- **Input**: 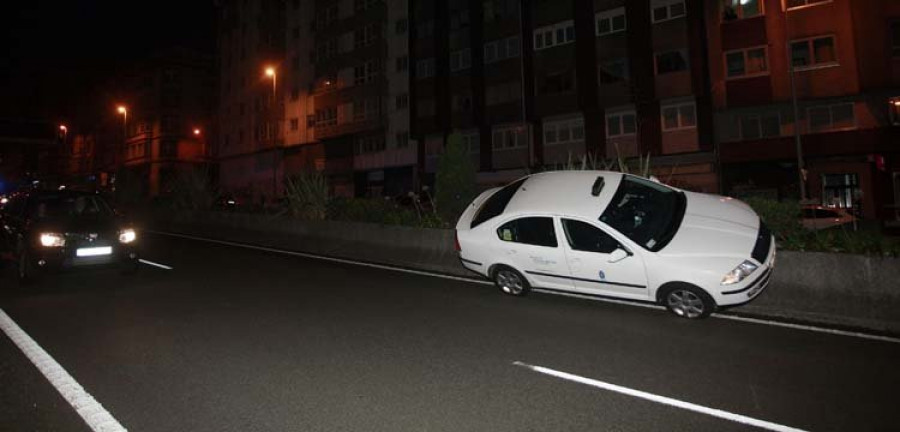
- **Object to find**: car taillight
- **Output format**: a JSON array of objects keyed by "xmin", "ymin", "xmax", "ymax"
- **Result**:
[{"xmin": 454, "ymin": 232, "xmax": 461, "ymax": 252}]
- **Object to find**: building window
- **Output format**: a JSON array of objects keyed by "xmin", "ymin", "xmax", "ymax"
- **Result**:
[
  {"xmin": 791, "ymin": 36, "xmax": 837, "ymax": 70},
  {"xmin": 355, "ymin": 135, "xmax": 386, "ymax": 155},
  {"xmin": 450, "ymin": 48, "xmax": 472, "ymax": 72},
  {"xmin": 651, "ymin": 0, "xmax": 686, "ymax": 23},
  {"xmin": 822, "ymin": 173, "xmax": 858, "ymax": 209},
  {"xmin": 492, "ymin": 125, "xmax": 527, "ymax": 150},
  {"xmin": 722, "ymin": 0, "xmax": 762, "ymax": 21},
  {"xmin": 544, "ymin": 117, "xmax": 584, "ymax": 146},
  {"xmin": 784, "ymin": 0, "xmax": 832, "ymax": 11},
  {"xmin": 606, "ymin": 110, "xmax": 637, "ymax": 137},
  {"xmin": 452, "ymin": 93, "xmax": 473, "ymax": 112},
  {"xmin": 396, "ymin": 131, "xmax": 410, "ymax": 148},
  {"xmin": 739, "ymin": 113, "xmax": 781, "ymax": 139},
  {"xmin": 395, "ymin": 93, "xmax": 409, "ymax": 110},
  {"xmin": 661, "ymin": 100, "xmax": 697, "ymax": 131},
  {"xmin": 485, "ymin": 81, "xmax": 522, "ymax": 106},
  {"xmin": 316, "ymin": 107, "xmax": 337, "ymax": 126},
  {"xmin": 353, "ymin": 99, "xmax": 380, "ymax": 122},
  {"xmin": 290, "ymin": 118, "xmax": 299, "ymax": 131},
  {"xmin": 462, "ymin": 132, "xmax": 480, "ymax": 154},
  {"xmin": 596, "ymin": 7, "xmax": 626, "ymax": 36},
  {"xmin": 416, "ymin": 58, "xmax": 435, "ymax": 79},
  {"xmin": 534, "ymin": 20, "xmax": 576, "ymax": 51},
  {"xmin": 354, "ymin": 24, "xmax": 378, "ymax": 49},
  {"xmin": 316, "ymin": 5, "xmax": 338, "ymax": 29},
  {"xmin": 891, "ymin": 22, "xmax": 900, "ymax": 57},
  {"xmin": 354, "ymin": 61, "xmax": 378, "ymax": 85},
  {"xmin": 725, "ymin": 47, "xmax": 768, "ymax": 78},
  {"xmin": 807, "ymin": 103, "xmax": 855, "ymax": 132},
  {"xmin": 354, "ymin": 0, "xmax": 379, "ymax": 13},
  {"xmin": 655, "ymin": 50, "xmax": 689, "ymax": 75},
  {"xmin": 395, "ymin": 18, "xmax": 408, "ymax": 34},
  {"xmin": 484, "ymin": 36, "xmax": 520, "ymax": 64},
  {"xmin": 290, "ymin": 88, "xmax": 300, "ymax": 101},
  {"xmin": 599, "ymin": 59, "xmax": 629, "ymax": 84},
  {"xmin": 539, "ymin": 70, "xmax": 576, "ymax": 95}
]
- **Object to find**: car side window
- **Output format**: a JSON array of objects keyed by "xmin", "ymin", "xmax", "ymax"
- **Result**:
[
  {"xmin": 496, "ymin": 217, "xmax": 558, "ymax": 248},
  {"xmin": 815, "ymin": 209, "xmax": 839, "ymax": 219},
  {"xmin": 562, "ymin": 219, "xmax": 621, "ymax": 254}
]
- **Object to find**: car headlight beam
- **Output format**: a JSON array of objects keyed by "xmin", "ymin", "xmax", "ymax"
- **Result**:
[
  {"xmin": 721, "ymin": 260, "xmax": 758, "ymax": 285},
  {"xmin": 119, "ymin": 229, "xmax": 137, "ymax": 244},
  {"xmin": 40, "ymin": 233, "xmax": 66, "ymax": 247}
]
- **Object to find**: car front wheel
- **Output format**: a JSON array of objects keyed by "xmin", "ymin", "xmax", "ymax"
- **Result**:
[
  {"xmin": 493, "ymin": 266, "xmax": 530, "ymax": 297},
  {"xmin": 662, "ymin": 285, "xmax": 714, "ymax": 319}
]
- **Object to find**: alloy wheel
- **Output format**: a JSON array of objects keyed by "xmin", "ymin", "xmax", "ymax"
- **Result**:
[{"xmin": 667, "ymin": 289, "xmax": 706, "ymax": 318}]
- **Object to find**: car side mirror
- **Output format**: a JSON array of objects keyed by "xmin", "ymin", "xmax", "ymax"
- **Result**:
[{"xmin": 607, "ymin": 248, "xmax": 631, "ymax": 263}]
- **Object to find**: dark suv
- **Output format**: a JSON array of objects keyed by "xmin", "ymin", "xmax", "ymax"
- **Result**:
[{"xmin": 0, "ymin": 190, "xmax": 139, "ymax": 284}]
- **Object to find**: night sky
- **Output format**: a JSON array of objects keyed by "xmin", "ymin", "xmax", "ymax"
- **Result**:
[{"xmin": 0, "ymin": 1, "xmax": 216, "ymax": 127}]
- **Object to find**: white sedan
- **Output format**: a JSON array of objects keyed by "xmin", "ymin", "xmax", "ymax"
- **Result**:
[{"xmin": 455, "ymin": 171, "xmax": 776, "ymax": 319}]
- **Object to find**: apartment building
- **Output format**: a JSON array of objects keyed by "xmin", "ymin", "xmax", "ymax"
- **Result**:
[
  {"xmin": 708, "ymin": 0, "xmax": 900, "ymax": 221},
  {"xmin": 216, "ymin": 0, "xmax": 286, "ymax": 202},
  {"xmin": 409, "ymin": 0, "xmax": 718, "ymax": 192},
  {"xmin": 115, "ymin": 48, "xmax": 215, "ymax": 197}
]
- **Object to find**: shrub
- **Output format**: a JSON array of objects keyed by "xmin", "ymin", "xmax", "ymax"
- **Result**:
[
  {"xmin": 284, "ymin": 171, "xmax": 329, "ymax": 220},
  {"xmin": 435, "ymin": 132, "xmax": 477, "ymax": 223},
  {"xmin": 169, "ymin": 165, "xmax": 218, "ymax": 212},
  {"xmin": 743, "ymin": 197, "xmax": 900, "ymax": 257}
]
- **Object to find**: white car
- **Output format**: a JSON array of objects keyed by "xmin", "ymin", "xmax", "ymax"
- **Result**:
[{"xmin": 455, "ymin": 171, "xmax": 776, "ymax": 319}]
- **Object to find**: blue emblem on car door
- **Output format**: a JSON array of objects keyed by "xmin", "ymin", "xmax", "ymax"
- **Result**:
[{"xmin": 598, "ymin": 270, "xmax": 605, "ymax": 280}]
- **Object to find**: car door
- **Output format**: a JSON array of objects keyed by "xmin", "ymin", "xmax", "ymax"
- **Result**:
[
  {"xmin": 559, "ymin": 218, "xmax": 649, "ymax": 300},
  {"xmin": 494, "ymin": 216, "xmax": 574, "ymax": 291}
]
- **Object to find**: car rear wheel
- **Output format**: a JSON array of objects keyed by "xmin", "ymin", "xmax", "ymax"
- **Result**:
[
  {"xmin": 493, "ymin": 266, "xmax": 530, "ymax": 296},
  {"xmin": 662, "ymin": 285, "xmax": 714, "ymax": 319}
]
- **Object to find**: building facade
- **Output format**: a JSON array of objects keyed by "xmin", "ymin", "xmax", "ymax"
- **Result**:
[
  {"xmin": 708, "ymin": 0, "xmax": 900, "ymax": 222},
  {"xmin": 408, "ymin": 0, "xmax": 718, "ymax": 192},
  {"xmin": 115, "ymin": 48, "xmax": 215, "ymax": 198},
  {"xmin": 216, "ymin": 0, "xmax": 287, "ymax": 203}
]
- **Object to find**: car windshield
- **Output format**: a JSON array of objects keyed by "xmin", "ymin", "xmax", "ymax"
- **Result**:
[
  {"xmin": 29, "ymin": 194, "xmax": 114, "ymax": 220},
  {"xmin": 599, "ymin": 175, "xmax": 686, "ymax": 252}
]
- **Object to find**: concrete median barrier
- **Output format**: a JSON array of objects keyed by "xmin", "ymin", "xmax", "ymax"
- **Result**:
[{"xmin": 151, "ymin": 211, "xmax": 900, "ymax": 334}]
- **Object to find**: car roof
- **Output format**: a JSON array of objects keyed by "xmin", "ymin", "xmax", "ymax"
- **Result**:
[{"xmin": 503, "ymin": 170, "xmax": 624, "ymax": 220}]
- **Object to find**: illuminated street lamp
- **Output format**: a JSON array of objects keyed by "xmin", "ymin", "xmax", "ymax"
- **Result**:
[
  {"xmin": 193, "ymin": 128, "xmax": 202, "ymax": 136},
  {"xmin": 264, "ymin": 66, "xmax": 279, "ymax": 200},
  {"xmin": 264, "ymin": 66, "xmax": 277, "ymax": 101}
]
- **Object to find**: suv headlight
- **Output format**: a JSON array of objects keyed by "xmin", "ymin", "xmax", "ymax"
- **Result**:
[
  {"xmin": 119, "ymin": 229, "xmax": 136, "ymax": 244},
  {"xmin": 721, "ymin": 260, "xmax": 758, "ymax": 285},
  {"xmin": 40, "ymin": 233, "xmax": 66, "ymax": 247}
]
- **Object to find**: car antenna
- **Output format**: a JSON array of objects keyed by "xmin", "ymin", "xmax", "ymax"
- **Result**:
[{"xmin": 591, "ymin": 176, "xmax": 605, "ymax": 197}]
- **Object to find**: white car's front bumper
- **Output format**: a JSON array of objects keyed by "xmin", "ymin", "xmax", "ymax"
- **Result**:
[{"xmin": 716, "ymin": 238, "xmax": 776, "ymax": 307}]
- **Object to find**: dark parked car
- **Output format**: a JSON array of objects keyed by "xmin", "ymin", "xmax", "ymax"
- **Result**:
[{"xmin": 0, "ymin": 190, "xmax": 139, "ymax": 284}]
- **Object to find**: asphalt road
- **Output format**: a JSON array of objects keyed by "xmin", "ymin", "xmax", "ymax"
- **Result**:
[{"xmin": 1, "ymin": 232, "xmax": 899, "ymax": 432}]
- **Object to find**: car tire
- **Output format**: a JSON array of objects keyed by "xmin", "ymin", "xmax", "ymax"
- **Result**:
[
  {"xmin": 121, "ymin": 259, "xmax": 139, "ymax": 276},
  {"xmin": 17, "ymin": 248, "xmax": 39, "ymax": 286},
  {"xmin": 492, "ymin": 265, "xmax": 530, "ymax": 297},
  {"xmin": 659, "ymin": 284, "xmax": 715, "ymax": 319}
]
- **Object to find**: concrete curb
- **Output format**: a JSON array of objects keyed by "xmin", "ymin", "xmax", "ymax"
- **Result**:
[{"xmin": 149, "ymin": 212, "xmax": 900, "ymax": 335}]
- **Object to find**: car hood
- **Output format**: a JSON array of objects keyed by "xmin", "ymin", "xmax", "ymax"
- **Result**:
[
  {"xmin": 660, "ymin": 191, "xmax": 759, "ymax": 259},
  {"xmin": 33, "ymin": 217, "xmax": 121, "ymax": 235}
]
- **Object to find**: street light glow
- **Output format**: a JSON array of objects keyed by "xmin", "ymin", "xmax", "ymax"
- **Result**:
[
  {"xmin": 265, "ymin": 67, "xmax": 276, "ymax": 77},
  {"xmin": 117, "ymin": 105, "xmax": 127, "ymax": 114},
  {"xmin": 59, "ymin": 125, "xmax": 67, "ymax": 132},
  {"xmin": 193, "ymin": 128, "xmax": 201, "ymax": 136}
]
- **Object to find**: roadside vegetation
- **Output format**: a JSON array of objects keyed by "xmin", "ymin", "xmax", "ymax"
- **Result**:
[{"xmin": 744, "ymin": 197, "xmax": 900, "ymax": 257}]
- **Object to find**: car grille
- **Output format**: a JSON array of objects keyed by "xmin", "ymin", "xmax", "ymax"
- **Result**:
[{"xmin": 751, "ymin": 222, "xmax": 772, "ymax": 264}]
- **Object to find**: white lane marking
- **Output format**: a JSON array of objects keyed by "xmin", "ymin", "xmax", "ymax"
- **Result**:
[
  {"xmin": 709, "ymin": 313, "xmax": 900, "ymax": 344},
  {"xmin": 147, "ymin": 230, "xmax": 490, "ymax": 285},
  {"xmin": 513, "ymin": 361, "xmax": 807, "ymax": 432},
  {"xmin": 138, "ymin": 259, "xmax": 173, "ymax": 270},
  {"xmin": 148, "ymin": 230, "xmax": 900, "ymax": 344},
  {"xmin": 0, "ymin": 309, "xmax": 127, "ymax": 432}
]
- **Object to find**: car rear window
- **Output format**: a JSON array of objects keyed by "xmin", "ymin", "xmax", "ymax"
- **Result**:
[{"xmin": 470, "ymin": 178, "xmax": 527, "ymax": 228}]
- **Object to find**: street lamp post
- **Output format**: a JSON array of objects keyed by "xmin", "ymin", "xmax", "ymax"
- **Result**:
[
  {"xmin": 264, "ymin": 66, "xmax": 279, "ymax": 202},
  {"xmin": 784, "ymin": 11, "xmax": 807, "ymax": 201}
]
